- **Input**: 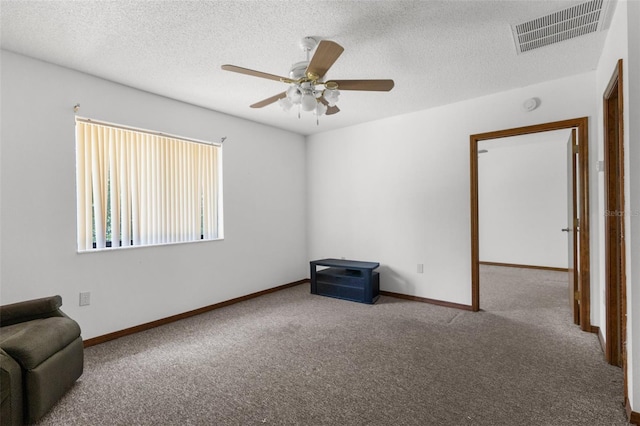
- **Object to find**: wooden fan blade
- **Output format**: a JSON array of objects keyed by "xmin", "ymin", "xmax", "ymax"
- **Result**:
[
  {"xmin": 306, "ymin": 40, "xmax": 344, "ymax": 79},
  {"xmin": 222, "ymin": 64, "xmax": 289, "ymax": 83},
  {"xmin": 250, "ymin": 92, "xmax": 287, "ymax": 108},
  {"xmin": 319, "ymin": 97, "xmax": 340, "ymax": 115},
  {"xmin": 329, "ymin": 79, "xmax": 395, "ymax": 91},
  {"xmin": 326, "ymin": 105, "xmax": 340, "ymax": 115}
]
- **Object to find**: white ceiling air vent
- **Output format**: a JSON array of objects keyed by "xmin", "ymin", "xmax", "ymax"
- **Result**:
[{"xmin": 512, "ymin": 0, "xmax": 612, "ymax": 54}]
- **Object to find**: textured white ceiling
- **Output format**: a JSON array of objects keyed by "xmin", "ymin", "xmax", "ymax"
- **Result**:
[{"xmin": 1, "ymin": 0, "xmax": 613, "ymax": 136}]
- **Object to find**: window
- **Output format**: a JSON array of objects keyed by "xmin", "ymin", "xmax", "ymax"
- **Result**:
[{"xmin": 75, "ymin": 118, "xmax": 222, "ymax": 251}]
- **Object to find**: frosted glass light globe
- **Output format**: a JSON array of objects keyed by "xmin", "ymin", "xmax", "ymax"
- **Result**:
[
  {"xmin": 277, "ymin": 97, "xmax": 293, "ymax": 112},
  {"xmin": 323, "ymin": 89, "xmax": 340, "ymax": 107},
  {"xmin": 286, "ymin": 86, "xmax": 301, "ymax": 104},
  {"xmin": 301, "ymin": 93, "xmax": 317, "ymax": 111},
  {"xmin": 314, "ymin": 102, "xmax": 327, "ymax": 116}
]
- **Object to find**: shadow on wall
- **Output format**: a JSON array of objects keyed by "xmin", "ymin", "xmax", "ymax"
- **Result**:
[{"xmin": 378, "ymin": 265, "xmax": 415, "ymax": 295}]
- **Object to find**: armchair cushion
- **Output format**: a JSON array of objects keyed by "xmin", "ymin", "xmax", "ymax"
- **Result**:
[{"xmin": 1, "ymin": 317, "xmax": 81, "ymax": 369}]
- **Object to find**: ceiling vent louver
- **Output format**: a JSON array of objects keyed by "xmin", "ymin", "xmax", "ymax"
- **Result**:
[{"xmin": 512, "ymin": 0, "xmax": 612, "ymax": 54}]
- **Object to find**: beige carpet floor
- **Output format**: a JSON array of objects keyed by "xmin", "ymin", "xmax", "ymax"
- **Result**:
[{"xmin": 36, "ymin": 265, "xmax": 628, "ymax": 425}]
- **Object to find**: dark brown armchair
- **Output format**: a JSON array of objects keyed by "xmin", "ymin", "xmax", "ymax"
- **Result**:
[{"xmin": 0, "ymin": 295, "xmax": 83, "ymax": 424}]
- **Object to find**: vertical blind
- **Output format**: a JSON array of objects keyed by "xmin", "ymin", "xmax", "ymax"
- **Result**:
[{"xmin": 76, "ymin": 119, "xmax": 221, "ymax": 251}]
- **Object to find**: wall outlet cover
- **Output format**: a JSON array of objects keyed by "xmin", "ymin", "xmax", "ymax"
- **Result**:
[{"xmin": 79, "ymin": 292, "xmax": 91, "ymax": 306}]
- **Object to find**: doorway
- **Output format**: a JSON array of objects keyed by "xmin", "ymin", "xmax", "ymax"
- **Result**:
[
  {"xmin": 477, "ymin": 131, "xmax": 571, "ymax": 272},
  {"xmin": 469, "ymin": 118, "xmax": 592, "ymax": 332},
  {"xmin": 603, "ymin": 59, "xmax": 626, "ymax": 380}
]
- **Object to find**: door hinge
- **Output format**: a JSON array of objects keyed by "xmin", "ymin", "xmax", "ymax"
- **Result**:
[
  {"xmin": 574, "ymin": 291, "xmax": 581, "ymax": 300},
  {"xmin": 572, "ymin": 143, "xmax": 579, "ymax": 154},
  {"xmin": 574, "ymin": 218, "xmax": 580, "ymax": 228}
]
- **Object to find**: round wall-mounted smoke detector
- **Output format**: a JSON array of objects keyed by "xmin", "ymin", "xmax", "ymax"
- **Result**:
[{"xmin": 523, "ymin": 97, "xmax": 540, "ymax": 112}]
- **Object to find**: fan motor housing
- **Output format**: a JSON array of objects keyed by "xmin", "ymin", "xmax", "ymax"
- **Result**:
[{"xmin": 289, "ymin": 61, "xmax": 309, "ymax": 80}]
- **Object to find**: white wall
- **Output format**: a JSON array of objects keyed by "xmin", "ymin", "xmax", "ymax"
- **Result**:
[
  {"xmin": 478, "ymin": 133, "xmax": 569, "ymax": 269},
  {"xmin": 626, "ymin": 0, "xmax": 640, "ymax": 412},
  {"xmin": 307, "ymin": 72, "xmax": 596, "ymax": 306},
  {"xmin": 0, "ymin": 51, "xmax": 308, "ymax": 340},
  {"xmin": 594, "ymin": 0, "xmax": 639, "ymax": 411}
]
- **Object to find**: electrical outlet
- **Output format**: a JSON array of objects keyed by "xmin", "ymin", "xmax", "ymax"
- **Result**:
[
  {"xmin": 79, "ymin": 292, "xmax": 91, "ymax": 306},
  {"xmin": 417, "ymin": 264, "xmax": 424, "ymax": 274}
]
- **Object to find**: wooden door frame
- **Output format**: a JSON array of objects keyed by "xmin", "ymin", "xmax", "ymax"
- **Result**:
[
  {"xmin": 469, "ymin": 117, "xmax": 592, "ymax": 332},
  {"xmin": 603, "ymin": 59, "xmax": 627, "ymax": 381},
  {"xmin": 568, "ymin": 129, "xmax": 580, "ymax": 325}
]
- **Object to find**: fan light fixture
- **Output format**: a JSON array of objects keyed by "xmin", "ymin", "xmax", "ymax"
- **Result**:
[
  {"xmin": 277, "ymin": 86, "xmax": 339, "ymax": 116},
  {"xmin": 275, "ymin": 38, "xmax": 340, "ymax": 119},
  {"xmin": 221, "ymin": 36, "xmax": 395, "ymax": 124}
]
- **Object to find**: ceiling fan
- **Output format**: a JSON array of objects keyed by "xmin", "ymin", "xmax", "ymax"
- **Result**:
[{"xmin": 221, "ymin": 37, "xmax": 394, "ymax": 118}]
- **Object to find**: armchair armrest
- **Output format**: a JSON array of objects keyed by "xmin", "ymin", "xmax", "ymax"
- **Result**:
[{"xmin": 0, "ymin": 296, "xmax": 64, "ymax": 327}]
